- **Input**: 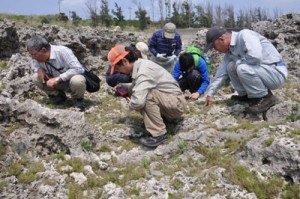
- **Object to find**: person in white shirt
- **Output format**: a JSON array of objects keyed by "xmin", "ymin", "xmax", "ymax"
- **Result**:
[{"xmin": 26, "ymin": 34, "xmax": 86, "ymax": 109}]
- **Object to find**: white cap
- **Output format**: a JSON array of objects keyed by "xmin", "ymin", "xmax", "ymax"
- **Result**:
[
  {"xmin": 163, "ymin": 22, "xmax": 176, "ymax": 39},
  {"xmin": 135, "ymin": 42, "xmax": 149, "ymax": 59}
]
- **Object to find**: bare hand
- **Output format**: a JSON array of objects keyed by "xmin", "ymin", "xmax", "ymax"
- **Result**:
[
  {"xmin": 46, "ymin": 77, "xmax": 58, "ymax": 88},
  {"xmin": 204, "ymin": 96, "xmax": 213, "ymax": 106},
  {"xmin": 189, "ymin": 92, "xmax": 200, "ymax": 100},
  {"xmin": 37, "ymin": 68, "xmax": 49, "ymax": 83}
]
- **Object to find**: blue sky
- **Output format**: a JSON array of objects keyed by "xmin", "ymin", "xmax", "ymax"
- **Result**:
[{"xmin": 0, "ymin": 0, "xmax": 299, "ymax": 20}]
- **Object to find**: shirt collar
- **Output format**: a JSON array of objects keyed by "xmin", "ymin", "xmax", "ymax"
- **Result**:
[
  {"xmin": 229, "ymin": 31, "xmax": 238, "ymax": 52},
  {"xmin": 49, "ymin": 45, "xmax": 56, "ymax": 60}
]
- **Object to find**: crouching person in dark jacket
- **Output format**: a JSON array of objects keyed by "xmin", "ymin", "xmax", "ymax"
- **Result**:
[{"xmin": 173, "ymin": 53, "xmax": 210, "ymax": 100}]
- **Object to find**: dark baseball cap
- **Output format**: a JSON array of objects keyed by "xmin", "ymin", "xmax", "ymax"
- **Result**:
[{"xmin": 203, "ymin": 26, "xmax": 226, "ymax": 53}]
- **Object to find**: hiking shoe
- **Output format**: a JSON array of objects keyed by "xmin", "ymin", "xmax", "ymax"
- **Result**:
[
  {"xmin": 139, "ymin": 133, "xmax": 169, "ymax": 148},
  {"xmin": 47, "ymin": 92, "xmax": 67, "ymax": 105},
  {"xmin": 230, "ymin": 94, "xmax": 249, "ymax": 101},
  {"xmin": 73, "ymin": 98, "xmax": 85, "ymax": 110},
  {"xmin": 163, "ymin": 116, "xmax": 184, "ymax": 125},
  {"xmin": 246, "ymin": 92, "xmax": 278, "ymax": 114}
]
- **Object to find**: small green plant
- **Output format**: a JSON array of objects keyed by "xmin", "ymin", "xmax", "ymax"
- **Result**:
[
  {"xmin": 0, "ymin": 61, "xmax": 8, "ymax": 70},
  {"xmin": 178, "ymin": 140, "xmax": 188, "ymax": 152},
  {"xmin": 98, "ymin": 145, "xmax": 111, "ymax": 152},
  {"xmin": 127, "ymin": 188, "xmax": 140, "ymax": 196},
  {"xmin": 43, "ymin": 178, "xmax": 57, "ymax": 186},
  {"xmin": 142, "ymin": 159, "xmax": 150, "ymax": 168},
  {"xmin": 0, "ymin": 144, "xmax": 7, "ymax": 157},
  {"xmin": 81, "ymin": 140, "xmax": 93, "ymax": 151},
  {"xmin": 0, "ymin": 180, "xmax": 6, "ymax": 192},
  {"xmin": 264, "ymin": 137, "xmax": 275, "ymax": 147},
  {"xmin": 68, "ymin": 183, "xmax": 83, "ymax": 199},
  {"xmin": 282, "ymin": 182, "xmax": 300, "ymax": 199},
  {"xmin": 7, "ymin": 161, "xmax": 23, "ymax": 177},
  {"xmin": 287, "ymin": 104, "xmax": 300, "ymax": 122},
  {"xmin": 227, "ymin": 165, "xmax": 283, "ymax": 199},
  {"xmin": 170, "ymin": 178, "xmax": 184, "ymax": 190},
  {"xmin": 18, "ymin": 162, "xmax": 45, "ymax": 184}
]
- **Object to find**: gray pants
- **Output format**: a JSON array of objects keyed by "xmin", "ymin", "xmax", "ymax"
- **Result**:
[
  {"xmin": 227, "ymin": 62, "xmax": 287, "ymax": 98},
  {"xmin": 141, "ymin": 89, "xmax": 186, "ymax": 137},
  {"xmin": 32, "ymin": 73, "xmax": 86, "ymax": 99}
]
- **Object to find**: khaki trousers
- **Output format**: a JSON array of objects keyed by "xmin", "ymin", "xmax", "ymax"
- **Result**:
[
  {"xmin": 33, "ymin": 73, "xmax": 86, "ymax": 99},
  {"xmin": 141, "ymin": 89, "xmax": 186, "ymax": 137}
]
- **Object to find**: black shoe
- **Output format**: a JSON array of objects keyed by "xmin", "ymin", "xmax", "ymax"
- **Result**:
[
  {"xmin": 139, "ymin": 133, "xmax": 169, "ymax": 148},
  {"xmin": 48, "ymin": 92, "xmax": 67, "ymax": 105},
  {"xmin": 246, "ymin": 91, "xmax": 278, "ymax": 114},
  {"xmin": 231, "ymin": 94, "xmax": 249, "ymax": 101},
  {"xmin": 73, "ymin": 98, "xmax": 85, "ymax": 110},
  {"xmin": 163, "ymin": 116, "xmax": 183, "ymax": 125}
]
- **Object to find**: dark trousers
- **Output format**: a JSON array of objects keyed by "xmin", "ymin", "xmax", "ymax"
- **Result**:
[{"xmin": 178, "ymin": 69, "xmax": 203, "ymax": 93}]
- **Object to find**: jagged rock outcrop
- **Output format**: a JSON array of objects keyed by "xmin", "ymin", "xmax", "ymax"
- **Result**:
[
  {"xmin": 0, "ymin": 13, "xmax": 300, "ymax": 199},
  {"xmin": 0, "ymin": 20, "xmax": 19, "ymax": 59}
]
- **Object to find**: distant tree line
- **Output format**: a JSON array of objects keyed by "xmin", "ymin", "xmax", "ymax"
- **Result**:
[{"xmin": 69, "ymin": 0, "xmax": 283, "ymax": 30}]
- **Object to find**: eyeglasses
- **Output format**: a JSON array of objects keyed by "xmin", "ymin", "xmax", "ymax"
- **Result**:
[{"xmin": 29, "ymin": 50, "xmax": 41, "ymax": 57}]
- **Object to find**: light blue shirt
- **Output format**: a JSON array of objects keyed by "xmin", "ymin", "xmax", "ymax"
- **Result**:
[{"xmin": 207, "ymin": 29, "xmax": 287, "ymax": 96}]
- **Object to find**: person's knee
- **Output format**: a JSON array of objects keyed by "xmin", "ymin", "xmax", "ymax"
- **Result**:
[
  {"xmin": 236, "ymin": 64, "xmax": 254, "ymax": 77},
  {"xmin": 70, "ymin": 75, "xmax": 86, "ymax": 89}
]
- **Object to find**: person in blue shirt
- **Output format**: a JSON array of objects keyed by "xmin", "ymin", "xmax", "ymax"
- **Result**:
[
  {"xmin": 149, "ymin": 22, "xmax": 182, "ymax": 73},
  {"xmin": 173, "ymin": 53, "xmax": 210, "ymax": 100}
]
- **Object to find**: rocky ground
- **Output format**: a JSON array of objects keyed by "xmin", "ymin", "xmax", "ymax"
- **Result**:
[{"xmin": 0, "ymin": 13, "xmax": 300, "ymax": 199}]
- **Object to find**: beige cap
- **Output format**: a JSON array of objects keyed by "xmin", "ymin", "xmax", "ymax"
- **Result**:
[
  {"xmin": 163, "ymin": 22, "xmax": 176, "ymax": 39},
  {"xmin": 135, "ymin": 42, "xmax": 149, "ymax": 59}
]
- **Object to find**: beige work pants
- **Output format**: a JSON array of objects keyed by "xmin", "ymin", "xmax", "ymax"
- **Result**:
[{"xmin": 141, "ymin": 89, "xmax": 186, "ymax": 137}]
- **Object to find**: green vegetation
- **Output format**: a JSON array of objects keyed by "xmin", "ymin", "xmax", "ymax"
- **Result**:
[
  {"xmin": 282, "ymin": 183, "xmax": 300, "ymax": 199},
  {"xmin": 0, "ymin": 61, "xmax": 8, "ymax": 70},
  {"xmin": 98, "ymin": 145, "xmax": 111, "ymax": 152},
  {"xmin": 81, "ymin": 140, "xmax": 94, "ymax": 151},
  {"xmin": 264, "ymin": 137, "xmax": 275, "ymax": 147},
  {"xmin": 178, "ymin": 140, "xmax": 188, "ymax": 152},
  {"xmin": 287, "ymin": 104, "xmax": 300, "ymax": 122},
  {"xmin": 0, "ymin": 180, "xmax": 6, "ymax": 192},
  {"xmin": 227, "ymin": 166, "xmax": 282, "ymax": 199},
  {"xmin": 68, "ymin": 183, "xmax": 83, "ymax": 199},
  {"xmin": 7, "ymin": 159, "xmax": 45, "ymax": 184},
  {"xmin": 56, "ymin": 157, "xmax": 85, "ymax": 174}
]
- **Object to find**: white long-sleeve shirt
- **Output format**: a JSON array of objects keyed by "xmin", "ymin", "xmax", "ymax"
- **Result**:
[{"xmin": 34, "ymin": 45, "xmax": 84, "ymax": 81}]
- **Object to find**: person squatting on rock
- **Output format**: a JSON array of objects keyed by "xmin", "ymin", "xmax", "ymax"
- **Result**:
[
  {"xmin": 26, "ymin": 34, "xmax": 86, "ymax": 109},
  {"xmin": 108, "ymin": 45, "xmax": 186, "ymax": 148},
  {"xmin": 203, "ymin": 26, "xmax": 288, "ymax": 114},
  {"xmin": 149, "ymin": 22, "xmax": 182, "ymax": 73},
  {"xmin": 173, "ymin": 52, "xmax": 210, "ymax": 100},
  {"xmin": 106, "ymin": 42, "xmax": 149, "ymax": 88}
]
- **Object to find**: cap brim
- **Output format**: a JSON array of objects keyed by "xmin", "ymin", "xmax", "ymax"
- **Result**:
[
  {"xmin": 110, "ymin": 51, "xmax": 129, "ymax": 74},
  {"xmin": 164, "ymin": 32, "xmax": 175, "ymax": 39},
  {"xmin": 203, "ymin": 42, "xmax": 214, "ymax": 53},
  {"xmin": 141, "ymin": 52, "xmax": 148, "ymax": 59}
]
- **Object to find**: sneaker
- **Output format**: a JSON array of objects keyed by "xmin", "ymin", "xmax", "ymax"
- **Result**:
[
  {"xmin": 139, "ymin": 133, "xmax": 169, "ymax": 148},
  {"xmin": 246, "ymin": 91, "xmax": 278, "ymax": 114},
  {"xmin": 47, "ymin": 92, "xmax": 67, "ymax": 105},
  {"xmin": 230, "ymin": 94, "xmax": 249, "ymax": 101}
]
